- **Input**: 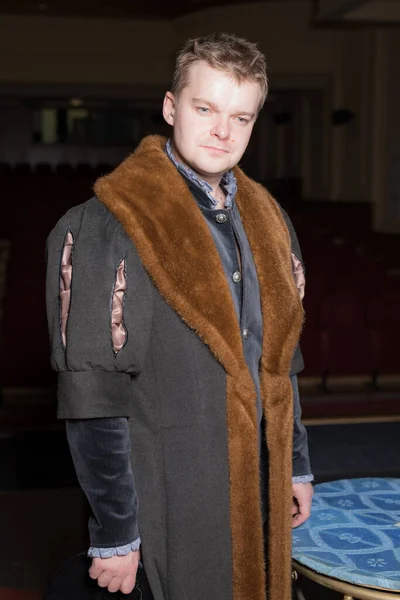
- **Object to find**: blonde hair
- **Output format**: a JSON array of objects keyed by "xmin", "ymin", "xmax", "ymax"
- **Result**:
[{"xmin": 172, "ymin": 33, "xmax": 268, "ymax": 110}]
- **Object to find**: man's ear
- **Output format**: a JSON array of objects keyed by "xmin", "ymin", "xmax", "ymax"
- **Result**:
[{"xmin": 162, "ymin": 91, "xmax": 176, "ymax": 126}]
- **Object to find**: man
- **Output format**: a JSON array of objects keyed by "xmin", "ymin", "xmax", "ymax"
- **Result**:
[{"xmin": 46, "ymin": 33, "xmax": 313, "ymax": 600}]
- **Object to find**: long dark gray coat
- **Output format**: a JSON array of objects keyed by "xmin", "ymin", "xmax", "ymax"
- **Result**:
[{"xmin": 46, "ymin": 136, "xmax": 304, "ymax": 600}]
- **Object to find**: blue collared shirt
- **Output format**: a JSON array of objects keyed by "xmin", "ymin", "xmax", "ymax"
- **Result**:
[{"xmin": 165, "ymin": 139, "xmax": 237, "ymax": 208}]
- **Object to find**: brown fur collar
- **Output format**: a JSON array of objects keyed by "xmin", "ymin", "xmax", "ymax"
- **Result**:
[{"xmin": 94, "ymin": 135, "xmax": 303, "ymax": 600}]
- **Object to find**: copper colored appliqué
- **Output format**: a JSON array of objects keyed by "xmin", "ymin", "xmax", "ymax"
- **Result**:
[
  {"xmin": 111, "ymin": 258, "xmax": 127, "ymax": 353},
  {"xmin": 60, "ymin": 231, "xmax": 73, "ymax": 347},
  {"xmin": 291, "ymin": 253, "xmax": 305, "ymax": 300}
]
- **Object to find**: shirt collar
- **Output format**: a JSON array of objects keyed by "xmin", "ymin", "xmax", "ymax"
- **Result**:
[{"xmin": 165, "ymin": 138, "xmax": 237, "ymax": 209}]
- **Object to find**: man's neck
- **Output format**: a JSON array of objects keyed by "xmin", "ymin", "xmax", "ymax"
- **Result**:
[{"xmin": 170, "ymin": 141, "xmax": 223, "ymax": 199}]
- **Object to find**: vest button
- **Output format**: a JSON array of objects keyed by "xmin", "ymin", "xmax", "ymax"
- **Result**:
[
  {"xmin": 242, "ymin": 328, "xmax": 250, "ymax": 339},
  {"xmin": 232, "ymin": 271, "xmax": 242, "ymax": 283},
  {"xmin": 216, "ymin": 213, "xmax": 228, "ymax": 224}
]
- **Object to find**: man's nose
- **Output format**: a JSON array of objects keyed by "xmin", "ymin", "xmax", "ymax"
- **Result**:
[{"xmin": 211, "ymin": 117, "xmax": 231, "ymax": 140}]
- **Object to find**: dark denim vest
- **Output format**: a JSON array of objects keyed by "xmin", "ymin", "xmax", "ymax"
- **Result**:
[{"xmin": 187, "ymin": 181, "xmax": 263, "ymax": 424}]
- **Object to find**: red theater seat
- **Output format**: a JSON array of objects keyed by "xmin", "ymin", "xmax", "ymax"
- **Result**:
[
  {"xmin": 56, "ymin": 163, "xmax": 73, "ymax": 176},
  {"xmin": 299, "ymin": 326, "xmax": 328, "ymax": 378},
  {"xmin": 367, "ymin": 290, "xmax": 400, "ymax": 377},
  {"xmin": 14, "ymin": 163, "xmax": 32, "ymax": 176},
  {"xmin": 320, "ymin": 292, "xmax": 374, "ymax": 378},
  {"xmin": 35, "ymin": 163, "xmax": 53, "ymax": 175},
  {"xmin": 75, "ymin": 163, "xmax": 94, "ymax": 176}
]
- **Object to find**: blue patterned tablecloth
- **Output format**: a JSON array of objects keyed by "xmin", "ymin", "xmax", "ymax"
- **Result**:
[{"xmin": 292, "ymin": 478, "xmax": 400, "ymax": 590}]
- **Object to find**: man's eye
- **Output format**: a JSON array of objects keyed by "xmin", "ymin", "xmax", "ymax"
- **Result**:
[
  {"xmin": 197, "ymin": 107, "xmax": 210, "ymax": 114},
  {"xmin": 237, "ymin": 117, "xmax": 249, "ymax": 124}
]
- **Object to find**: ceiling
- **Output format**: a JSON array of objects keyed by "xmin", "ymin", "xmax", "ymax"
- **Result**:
[
  {"xmin": 0, "ymin": 0, "xmax": 304, "ymax": 20},
  {"xmin": 315, "ymin": 0, "xmax": 400, "ymax": 24},
  {"xmin": 345, "ymin": 1, "xmax": 400, "ymax": 22},
  {"xmin": 3, "ymin": 0, "xmax": 398, "ymax": 24}
]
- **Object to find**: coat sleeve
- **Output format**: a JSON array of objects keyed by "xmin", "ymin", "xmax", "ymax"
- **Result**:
[
  {"xmin": 46, "ymin": 198, "xmax": 153, "ymax": 550},
  {"xmin": 45, "ymin": 197, "xmax": 153, "ymax": 419},
  {"xmin": 66, "ymin": 417, "xmax": 141, "ymax": 550},
  {"xmin": 291, "ymin": 375, "xmax": 312, "ymax": 478},
  {"xmin": 277, "ymin": 205, "xmax": 305, "ymax": 376},
  {"xmin": 276, "ymin": 204, "xmax": 313, "ymax": 478}
]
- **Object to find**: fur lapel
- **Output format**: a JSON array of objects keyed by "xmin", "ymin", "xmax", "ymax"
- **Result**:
[
  {"xmin": 235, "ymin": 171, "xmax": 304, "ymax": 598},
  {"xmin": 95, "ymin": 136, "xmax": 243, "ymax": 378},
  {"xmin": 94, "ymin": 135, "xmax": 303, "ymax": 600}
]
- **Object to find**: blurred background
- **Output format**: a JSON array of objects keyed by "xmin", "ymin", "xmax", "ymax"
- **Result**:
[{"xmin": 0, "ymin": 0, "xmax": 399, "ymax": 598}]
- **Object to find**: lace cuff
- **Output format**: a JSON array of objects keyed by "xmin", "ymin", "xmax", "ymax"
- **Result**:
[
  {"xmin": 292, "ymin": 474, "xmax": 314, "ymax": 484},
  {"xmin": 88, "ymin": 537, "xmax": 141, "ymax": 558}
]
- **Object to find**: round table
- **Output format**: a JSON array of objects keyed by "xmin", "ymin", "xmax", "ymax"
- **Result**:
[{"xmin": 292, "ymin": 478, "xmax": 400, "ymax": 600}]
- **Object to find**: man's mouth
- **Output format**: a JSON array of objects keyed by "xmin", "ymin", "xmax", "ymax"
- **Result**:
[{"xmin": 201, "ymin": 145, "xmax": 229, "ymax": 154}]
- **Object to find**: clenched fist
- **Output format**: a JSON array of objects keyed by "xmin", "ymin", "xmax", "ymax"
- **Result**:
[
  {"xmin": 89, "ymin": 549, "xmax": 141, "ymax": 594},
  {"xmin": 292, "ymin": 482, "xmax": 313, "ymax": 528}
]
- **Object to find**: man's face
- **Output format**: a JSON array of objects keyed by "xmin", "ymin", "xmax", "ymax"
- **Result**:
[{"xmin": 163, "ymin": 61, "xmax": 262, "ymax": 181}]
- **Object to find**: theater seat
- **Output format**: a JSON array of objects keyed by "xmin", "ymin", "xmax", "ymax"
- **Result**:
[
  {"xmin": 319, "ymin": 292, "xmax": 374, "ymax": 385},
  {"xmin": 14, "ymin": 163, "xmax": 32, "ymax": 176},
  {"xmin": 75, "ymin": 163, "xmax": 94, "ymax": 176},
  {"xmin": 299, "ymin": 326, "xmax": 328, "ymax": 381},
  {"xmin": 367, "ymin": 291, "xmax": 400, "ymax": 383},
  {"xmin": 35, "ymin": 163, "xmax": 53, "ymax": 175},
  {"xmin": 56, "ymin": 163, "xmax": 74, "ymax": 176}
]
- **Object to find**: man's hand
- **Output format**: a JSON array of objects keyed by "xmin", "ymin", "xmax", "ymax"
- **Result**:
[
  {"xmin": 292, "ymin": 482, "xmax": 313, "ymax": 528},
  {"xmin": 89, "ymin": 549, "xmax": 141, "ymax": 594}
]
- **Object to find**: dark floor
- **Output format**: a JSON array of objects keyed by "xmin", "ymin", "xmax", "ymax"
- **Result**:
[
  {"xmin": 298, "ymin": 577, "xmax": 341, "ymax": 600},
  {"xmin": 0, "ymin": 418, "xmax": 399, "ymax": 599},
  {"xmin": 307, "ymin": 420, "xmax": 400, "ymax": 482}
]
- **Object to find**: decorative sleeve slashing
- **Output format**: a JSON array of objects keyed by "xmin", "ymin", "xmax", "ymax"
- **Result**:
[
  {"xmin": 291, "ymin": 253, "xmax": 305, "ymax": 300},
  {"xmin": 111, "ymin": 258, "xmax": 127, "ymax": 354},
  {"xmin": 60, "ymin": 231, "xmax": 73, "ymax": 347}
]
